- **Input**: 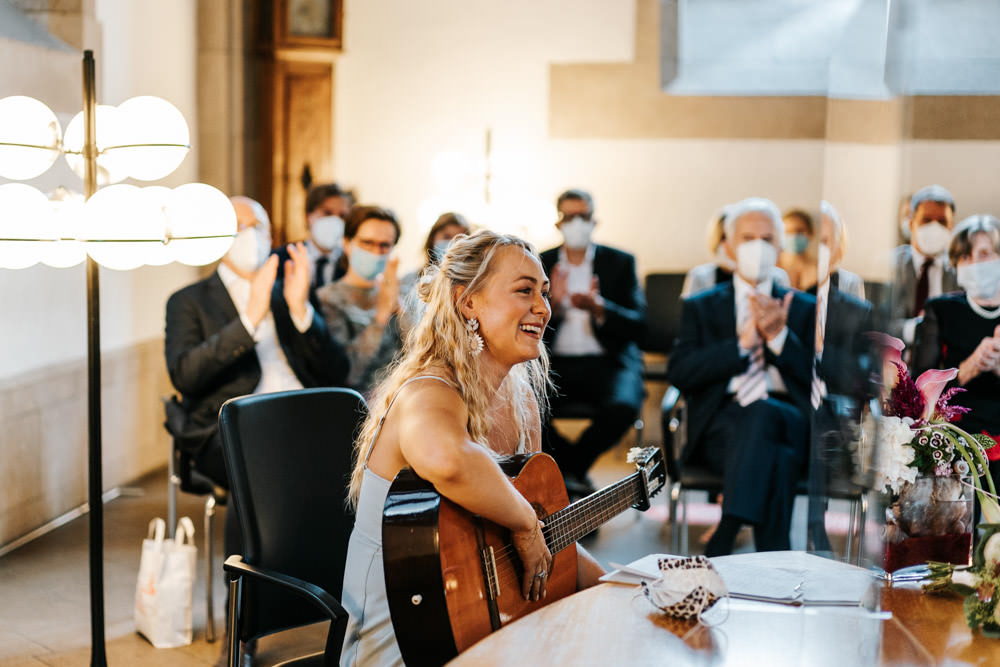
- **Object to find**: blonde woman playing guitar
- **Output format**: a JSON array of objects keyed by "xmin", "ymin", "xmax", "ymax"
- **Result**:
[{"xmin": 341, "ymin": 231, "xmax": 605, "ymax": 667}]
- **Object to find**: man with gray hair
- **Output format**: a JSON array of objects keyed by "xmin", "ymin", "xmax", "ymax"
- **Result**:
[
  {"xmin": 890, "ymin": 185, "xmax": 959, "ymax": 344},
  {"xmin": 668, "ymin": 197, "xmax": 816, "ymax": 556}
]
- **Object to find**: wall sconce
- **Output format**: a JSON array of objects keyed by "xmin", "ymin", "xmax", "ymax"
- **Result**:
[{"xmin": 0, "ymin": 51, "xmax": 234, "ymax": 666}]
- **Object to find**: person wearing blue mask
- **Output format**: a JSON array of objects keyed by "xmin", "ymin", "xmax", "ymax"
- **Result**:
[
  {"xmin": 777, "ymin": 207, "xmax": 818, "ymax": 291},
  {"xmin": 317, "ymin": 205, "xmax": 409, "ymax": 394}
]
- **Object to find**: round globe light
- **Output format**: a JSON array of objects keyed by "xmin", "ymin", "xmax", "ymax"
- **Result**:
[
  {"xmin": 112, "ymin": 96, "xmax": 190, "ymax": 181},
  {"xmin": 43, "ymin": 189, "xmax": 87, "ymax": 268},
  {"xmin": 137, "ymin": 186, "xmax": 174, "ymax": 266},
  {"xmin": 0, "ymin": 96, "xmax": 62, "ymax": 180},
  {"xmin": 63, "ymin": 105, "xmax": 129, "ymax": 185},
  {"xmin": 0, "ymin": 183, "xmax": 52, "ymax": 269},
  {"xmin": 165, "ymin": 183, "xmax": 236, "ymax": 266},
  {"xmin": 83, "ymin": 184, "xmax": 165, "ymax": 270}
]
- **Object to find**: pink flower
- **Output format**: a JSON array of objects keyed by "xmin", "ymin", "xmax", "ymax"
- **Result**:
[
  {"xmin": 915, "ymin": 368, "xmax": 959, "ymax": 422},
  {"xmin": 867, "ymin": 332, "xmax": 906, "ymax": 391}
]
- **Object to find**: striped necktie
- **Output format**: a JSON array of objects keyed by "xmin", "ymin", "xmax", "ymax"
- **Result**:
[
  {"xmin": 811, "ymin": 293, "xmax": 827, "ymax": 409},
  {"xmin": 735, "ymin": 297, "xmax": 768, "ymax": 407}
]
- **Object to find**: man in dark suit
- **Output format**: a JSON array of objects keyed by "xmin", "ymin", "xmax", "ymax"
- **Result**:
[
  {"xmin": 807, "ymin": 201, "xmax": 876, "ymax": 552},
  {"xmin": 889, "ymin": 185, "xmax": 959, "ymax": 346},
  {"xmin": 540, "ymin": 189, "xmax": 647, "ymax": 499},
  {"xmin": 668, "ymin": 197, "xmax": 815, "ymax": 555},
  {"xmin": 164, "ymin": 196, "xmax": 349, "ymax": 490}
]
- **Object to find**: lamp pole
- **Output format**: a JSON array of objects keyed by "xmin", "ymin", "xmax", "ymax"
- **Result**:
[{"xmin": 81, "ymin": 49, "xmax": 107, "ymax": 667}]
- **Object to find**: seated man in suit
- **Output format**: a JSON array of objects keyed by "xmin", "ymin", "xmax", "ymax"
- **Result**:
[
  {"xmin": 275, "ymin": 182, "xmax": 355, "ymax": 290},
  {"xmin": 808, "ymin": 200, "xmax": 875, "ymax": 552},
  {"xmin": 541, "ymin": 188, "xmax": 647, "ymax": 499},
  {"xmin": 889, "ymin": 184, "xmax": 958, "ymax": 345},
  {"xmin": 164, "ymin": 195, "xmax": 349, "ymax": 493},
  {"xmin": 668, "ymin": 197, "xmax": 815, "ymax": 556}
]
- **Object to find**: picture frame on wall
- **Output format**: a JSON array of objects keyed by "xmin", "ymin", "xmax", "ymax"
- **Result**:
[{"xmin": 277, "ymin": 0, "xmax": 343, "ymax": 49}]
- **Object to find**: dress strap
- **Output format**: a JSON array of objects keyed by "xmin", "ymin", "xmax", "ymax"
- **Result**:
[{"xmin": 363, "ymin": 375, "xmax": 453, "ymax": 466}]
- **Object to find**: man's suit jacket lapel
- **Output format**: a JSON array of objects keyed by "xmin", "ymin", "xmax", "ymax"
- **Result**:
[
  {"xmin": 205, "ymin": 272, "xmax": 240, "ymax": 325},
  {"xmin": 711, "ymin": 281, "xmax": 737, "ymax": 338}
]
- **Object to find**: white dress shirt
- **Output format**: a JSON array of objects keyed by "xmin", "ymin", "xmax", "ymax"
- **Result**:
[
  {"xmin": 551, "ymin": 245, "xmax": 605, "ymax": 357},
  {"xmin": 727, "ymin": 275, "xmax": 789, "ymax": 396},
  {"xmin": 218, "ymin": 263, "xmax": 314, "ymax": 394}
]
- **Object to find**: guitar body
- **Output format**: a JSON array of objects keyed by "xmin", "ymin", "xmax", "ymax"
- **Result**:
[
  {"xmin": 383, "ymin": 453, "xmax": 577, "ymax": 666},
  {"xmin": 383, "ymin": 446, "xmax": 664, "ymax": 666}
]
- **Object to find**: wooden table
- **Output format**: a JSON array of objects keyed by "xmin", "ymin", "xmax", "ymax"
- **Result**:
[{"xmin": 449, "ymin": 573, "xmax": 1000, "ymax": 666}]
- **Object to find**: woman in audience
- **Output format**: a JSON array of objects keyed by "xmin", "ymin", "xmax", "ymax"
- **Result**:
[
  {"xmin": 400, "ymin": 212, "xmax": 472, "ymax": 301},
  {"xmin": 340, "ymin": 230, "xmax": 604, "ymax": 666},
  {"xmin": 317, "ymin": 205, "xmax": 408, "ymax": 395},
  {"xmin": 914, "ymin": 214, "xmax": 1000, "ymax": 482},
  {"xmin": 777, "ymin": 207, "xmax": 818, "ymax": 291},
  {"xmin": 682, "ymin": 207, "xmax": 789, "ymax": 297}
]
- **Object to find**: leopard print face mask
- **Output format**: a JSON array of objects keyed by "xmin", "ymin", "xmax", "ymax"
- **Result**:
[{"xmin": 640, "ymin": 556, "xmax": 727, "ymax": 620}]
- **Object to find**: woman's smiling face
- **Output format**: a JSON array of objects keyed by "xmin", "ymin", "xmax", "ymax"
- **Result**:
[{"xmin": 463, "ymin": 245, "xmax": 551, "ymax": 370}]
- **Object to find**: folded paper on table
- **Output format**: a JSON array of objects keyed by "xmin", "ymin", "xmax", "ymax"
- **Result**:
[{"xmin": 603, "ymin": 551, "xmax": 878, "ymax": 607}]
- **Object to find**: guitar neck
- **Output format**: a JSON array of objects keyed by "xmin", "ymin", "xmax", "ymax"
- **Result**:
[{"xmin": 542, "ymin": 471, "xmax": 644, "ymax": 553}]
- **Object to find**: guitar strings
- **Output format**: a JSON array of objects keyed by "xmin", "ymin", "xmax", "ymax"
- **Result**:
[{"xmin": 489, "ymin": 480, "xmax": 643, "ymax": 589}]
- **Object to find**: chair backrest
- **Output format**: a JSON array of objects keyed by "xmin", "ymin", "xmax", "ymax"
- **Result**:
[
  {"xmin": 219, "ymin": 387, "xmax": 367, "ymax": 642},
  {"xmin": 641, "ymin": 272, "xmax": 687, "ymax": 355}
]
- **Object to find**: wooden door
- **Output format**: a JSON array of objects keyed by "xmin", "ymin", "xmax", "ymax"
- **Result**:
[{"xmin": 270, "ymin": 60, "xmax": 333, "ymax": 245}]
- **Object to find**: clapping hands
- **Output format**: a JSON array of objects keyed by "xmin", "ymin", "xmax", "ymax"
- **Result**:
[
  {"xmin": 961, "ymin": 325, "xmax": 1000, "ymax": 384},
  {"xmin": 282, "ymin": 242, "xmax": 312, "ymax": 323}
]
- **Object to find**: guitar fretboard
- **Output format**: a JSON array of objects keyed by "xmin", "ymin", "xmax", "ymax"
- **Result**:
[{"xmin": 541, "ymin": 472, "xmax": 643, "ymax": 553}]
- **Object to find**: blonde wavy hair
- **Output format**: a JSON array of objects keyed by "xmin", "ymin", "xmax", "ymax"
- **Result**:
[{"xmin": 347, "ymin": 230, "xmax": 552, "ymax": 508}]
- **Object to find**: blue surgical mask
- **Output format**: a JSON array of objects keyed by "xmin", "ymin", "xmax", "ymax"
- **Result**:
[
  {"xmin": 349, "ymin": 245, "xmax": 389, "ymax": 281},
  {"xmin": 782, "ymin": 233, "xmax": 809, "ymax": 255},
  {"xmin": 431, "ymin": 239, "xmax": 452, "ymax": 263}
]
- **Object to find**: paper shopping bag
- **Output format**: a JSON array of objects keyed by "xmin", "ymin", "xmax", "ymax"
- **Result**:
[{"xmin": 134, "ymin": 517, "xmax": 197, "ymax": 648}]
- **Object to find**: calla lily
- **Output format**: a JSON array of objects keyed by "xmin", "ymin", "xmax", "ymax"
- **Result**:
[
  {"xmin": 983, "ymin": 496, "xmax": 1000, "ymax": 524},
  {"xmin": 867, "ymin": 332, "xmax": 906, "ymax": 391},
  {"xmin": 915, "ymin": 368, "xmax": 959, "ymax": 422}
]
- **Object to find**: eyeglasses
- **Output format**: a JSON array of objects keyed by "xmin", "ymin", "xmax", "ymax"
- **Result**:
[
  {"xmin": 558, "ymin": 211, "xmax": 593, "ymax": 223},
  {"xmin": 356, "ymin": 238, "xmax": 395, "ymax": 253}
]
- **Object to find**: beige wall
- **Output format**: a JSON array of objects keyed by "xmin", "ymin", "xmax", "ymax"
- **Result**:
[
  {"xmin": 333, "ymin": 0, "xmax": 1000, "ymax": 281},
  {"xmin": 0, "ymin": 1, "xmax": 201, "ymax": 548}
]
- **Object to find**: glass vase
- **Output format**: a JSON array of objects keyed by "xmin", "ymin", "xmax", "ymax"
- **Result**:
[{"xmin": 882, "ymin": 473, "xmax": 973, "ymax": 572}]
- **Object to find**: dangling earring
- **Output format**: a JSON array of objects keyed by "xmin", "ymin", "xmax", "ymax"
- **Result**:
[{"xmin": 466, "ymin": 317, "xmax": 484, "ymax": 356}]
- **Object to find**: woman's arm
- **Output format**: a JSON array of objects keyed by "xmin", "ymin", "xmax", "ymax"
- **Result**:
[{"xmin": 395, "ymin": 382, "xmax": 553, "ymax": 600}]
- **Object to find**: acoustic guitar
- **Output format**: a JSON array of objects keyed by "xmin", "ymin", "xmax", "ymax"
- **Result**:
[{"xmin": 382, "ymin": 446, "xmax": 665, "ymax": 666}]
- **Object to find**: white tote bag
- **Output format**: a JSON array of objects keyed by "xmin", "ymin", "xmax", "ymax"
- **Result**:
[{"xmin": 134, "ymin": 517, "xmax": 197, "ymax": 648}]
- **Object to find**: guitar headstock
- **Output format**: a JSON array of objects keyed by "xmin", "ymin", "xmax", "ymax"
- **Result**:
[{"xmin": 626, "ymin": 446, "xmax": 665, "ymax": 511}]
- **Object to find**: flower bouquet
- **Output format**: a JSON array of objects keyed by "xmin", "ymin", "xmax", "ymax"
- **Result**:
[{"xmin": 870, "ymin": 334, "xmax": 1000, "ymax": 572}]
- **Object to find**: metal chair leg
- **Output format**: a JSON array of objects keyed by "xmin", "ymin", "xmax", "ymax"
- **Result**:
[
  {"xmin": 680, "ymin": 490, "xmax": 690, "ymax": 555},
  {"xmin": 669, "ymin": 481, "xmax": 681, "ymax": 554},
  {"xmin": 856, "ymin": 492, "xmax": 868, "ymax": 567},
  {"xmin": 167, "ymin": 452, "xmax": 178, "ymax": 539},
  {"xmin": 205, "ymin": 495, "xmax": 217, "ymax": 643},
  {"xmin": 846, "ymin": 498, "xmax": 857, "ymax": 563},
  {"xmin": 228, "ymin": 575, "xmax": 241, "ymax": 667}
]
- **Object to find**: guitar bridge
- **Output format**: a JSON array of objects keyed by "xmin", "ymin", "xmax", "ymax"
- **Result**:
[{"xmin": 482, "ymin": 545, "xmax": 501, "ymax": 601}]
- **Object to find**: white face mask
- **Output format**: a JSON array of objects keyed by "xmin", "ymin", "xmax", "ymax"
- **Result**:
[
  {"xmin": 913, "ymin": 222, "xmax": 951, "ymax": 257},
  {"xmin": 816, "ymin": 243, "xmax": 832, "ymax": 284},
  {"xmin": 957, "ymin": 258, "xmax": 1000, "ymax": 301},
  {"xmin": 560, "ymin": 216, "xmax": 594, "ymax": 250},
  {"xmin": 736, "ymin": 239, "xmax": 778, "ymax": 284},
  {"xmin": 226, "ymin": 226, "xmax": 271, "ymax": 274},
  {"xmin": 311, "ymin": 215, "xmax": 344, "ymax": 253},
  {"xmin": 715, "ymin": 244, "xmax": 736, "ymax": 271}
]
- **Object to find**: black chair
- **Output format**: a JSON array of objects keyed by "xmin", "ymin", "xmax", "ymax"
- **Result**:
[
  {"xmin": 661, "ymin": 387, "xmax": 869, "ymax": 561},
  {"xmin": 219, "ymin": 387, "xmax": 367, "ymax": 667},
  {"xmin": 640, "ymin": 272, "xmax": 687, "ymax": 381},
  {"xmin": 162, "ymin": 396, "xmax": 229, "ymax": 642}
]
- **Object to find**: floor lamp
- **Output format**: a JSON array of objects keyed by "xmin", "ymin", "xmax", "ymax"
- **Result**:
[{"xmin": 0, "ymin": 51, "xmax": 235, "ymax": 666}]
